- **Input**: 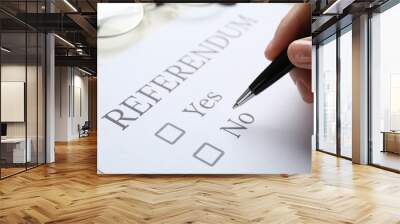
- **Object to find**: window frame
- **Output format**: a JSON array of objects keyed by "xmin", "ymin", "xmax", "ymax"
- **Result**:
[
  {"xmin": 367, "ymin": 0, "xmax": 400, "ymax": 173},
  {"xmin": 315, "ymin": 23, "xmax": 353, "ymax": 160}
]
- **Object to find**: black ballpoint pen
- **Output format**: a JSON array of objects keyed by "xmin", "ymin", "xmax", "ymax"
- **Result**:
[{"xmin": 232, "ymin": 48, "xmax": 294, "ymax": 109}]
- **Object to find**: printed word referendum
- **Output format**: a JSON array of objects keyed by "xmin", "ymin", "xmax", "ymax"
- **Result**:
[{"xmin": 102, "ymin": 14, "xmax": 258, "ymax": 130}]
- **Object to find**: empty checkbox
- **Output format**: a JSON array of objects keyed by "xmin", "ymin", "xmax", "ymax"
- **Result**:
[
  {"xmin": 193, "ymin": 143, "xmax": 224, "ymax": 167},
  {"xmin": 155, "ymin": 123, "xmax": 186, "ymax": 145}
]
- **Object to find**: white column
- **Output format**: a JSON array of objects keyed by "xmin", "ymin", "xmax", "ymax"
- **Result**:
[
  {"xmin": 352, "ymin": 14, "xmax": 369, "ymax": 164},
  {"xmin": 45, "ymin": 0, "xmax": 56, "ymax": 163},
  {"xmin": 46, "ymin": 33, "xmax": 55, "ymax": 163},
  {"xmin": 55, "ymin": 67, "xmax": 72, "ymax": 141}
]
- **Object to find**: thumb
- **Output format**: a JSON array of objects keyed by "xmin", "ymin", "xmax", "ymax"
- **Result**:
[{"xmin": 287, "ymin": 37, "xmax": 311, "ymax": 70}]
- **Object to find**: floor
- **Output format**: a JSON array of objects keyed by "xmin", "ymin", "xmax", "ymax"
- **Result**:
[
  {"xmin": 1, "ymin": 163, "xmax": 44, "ymax": 178},
  {"xmin": 372, "ymin": 150, "xmax": 400, "ymax": 171},
  {"xmin": 0, "ymin": 135, "xmax": 400, "ymax": 223},
  {"xmin": 0, "ymin": 167, "xmax": 25, "ymax": 178}
]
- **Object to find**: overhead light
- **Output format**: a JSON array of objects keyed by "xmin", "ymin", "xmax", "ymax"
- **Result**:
[
  {"xmin": 76, "ymin": 48, "xmax": 86, "ymax": 56},
  {"xmin": 54, "ymin": 34, "xmax": 75, "ymax": 48},
  {"xmin": 1, "ymin": 47, "xmax": 11, "ymax": 53},
  {"xmin": 78, "ymin": 67, "xmax": 93, "ymax": 76},
  {"xmin": 63, "ymin": 0, "xmax": 78, "ymax": 12},
  {"xmin": 323, "ymin": 0, "xmax": 341, "ymax": 14}
]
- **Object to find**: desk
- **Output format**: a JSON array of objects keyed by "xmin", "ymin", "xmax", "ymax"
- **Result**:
[
  {"xmin": 382, "ymin": 131, "xmax": 400, "ymax": 154},
  {"xmin": 1, "ymin": 138, "xmax": 31, "ymax": 163}
]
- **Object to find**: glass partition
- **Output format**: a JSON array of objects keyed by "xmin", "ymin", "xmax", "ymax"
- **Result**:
[
  {"xmin": 27, "ymin": 30, "xmax": 38, "ymax": 169},
  {"xmin": 38, "ymin": 32, "xmax": 45, "ymax": 165},
  {"xmin": 27, "ymin": 0, "xmax": 41, "ymax": 170},
  {"xmin": 1, "ymin": 30, "xmax": 28, "ymax": 177},
  {"xmin": 317, "ymin": 36, "xmax": 337, "ymax": 154},
  {"xmin": 339, "ymin": 27, "xmax": 352, "ymax": 158},
  {"xmin": 370, "ymin": 3, "xmax": 400, "ymax": 171},
  {"xmin": 0, "ymin": 1, "xmax": 46, "ymax": 179}
]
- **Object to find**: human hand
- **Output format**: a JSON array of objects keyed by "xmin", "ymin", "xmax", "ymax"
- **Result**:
[{"xmin": 265, "ymin": 4, "xmax": 312, "ymax": 103}]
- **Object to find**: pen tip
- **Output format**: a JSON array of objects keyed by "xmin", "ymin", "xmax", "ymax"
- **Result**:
[{"xmin": 232, "ymin": 104, "xmax": 239, "ymax": 109}]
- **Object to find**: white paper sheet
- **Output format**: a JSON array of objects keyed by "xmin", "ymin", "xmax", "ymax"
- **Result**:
[{"xmin": 98, "ymin": 3, "xmax": 313, "ymax": 174}]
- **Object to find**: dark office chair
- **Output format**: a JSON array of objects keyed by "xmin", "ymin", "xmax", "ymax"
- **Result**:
[{"xmin": 79, "ymin": 121, "xmax": 90, "ymax": 138}]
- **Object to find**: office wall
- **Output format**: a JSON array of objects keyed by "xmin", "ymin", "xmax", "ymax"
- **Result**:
[
  {"xmin": 1, "ymin": 60, "xmax": 46, "ymax": 174},
  {"xmin": 55, "ymin": 67, "xmax": 89, "ymax": 141},
  {"xmin": 72, "ymin": 72, "xmax": 89, "ymax": 138},
  {"xmin": 1, "ymin": 82, "xmax": 24, "ymax": 122},
  {"xmin": 1, "ymin": 65, "xmax": 40, "ymax": 138},
  {"xmin": 55, "ymin": 67, "xmax": 69, "ymax": 141}
]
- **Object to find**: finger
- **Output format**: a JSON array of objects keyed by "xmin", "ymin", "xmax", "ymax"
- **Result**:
[
  {"xmin": 265, "ymin": 4, "xmax": 311, "ymax": 60},
  {"xmin": 287, "ymin": 37, "xmax": 312, "ymax": 70},
  {"xmin": 289, "ymin": 68, "xmax": 313, "ymax": 103}
]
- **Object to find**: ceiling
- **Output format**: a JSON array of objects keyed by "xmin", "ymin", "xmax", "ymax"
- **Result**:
[
  {"xmin": 0, "ymin": 0, "xmax": 102, "ymax": 74},
  {"xmin": 312, "ymin": 0, "xmax": 392, "ymax": 43},
  {"xmin": 2, "ymin": 0, "xmax": 393, "ymax": 74},
  {"xmin": 1, "ymin": 0, "xmax": 173, "ymax": 75}
]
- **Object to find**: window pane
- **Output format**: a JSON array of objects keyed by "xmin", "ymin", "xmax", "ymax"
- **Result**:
[
  {"xmin": 1, "ymin": 30, "xmax": 27, "ymax": 177},
  {"xmin": 0, "ymin": 1, "xmax": 46, "ymax": 179},
  {"xmin": 318, "ymin": 37, "xmax": 337, "ymax": 154},
  {"xmin": 27, "ymin": 31, "xmax": 38, "ymax": 169},
  {"xmin": 340, "ymin": 29, "xmax": 352, "ymax": 158},
  {"xmin": 38, "ymin": 32, "xmax": 45, "ymax": 165},
  {"xmin": 371, "ymin": 3, "xmax": 400, "ymax": 171},
  {"xmin": 26, "ymin": 0, "xmax": 39, "ymax": 170}
]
